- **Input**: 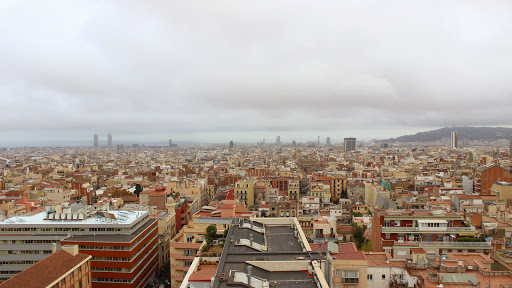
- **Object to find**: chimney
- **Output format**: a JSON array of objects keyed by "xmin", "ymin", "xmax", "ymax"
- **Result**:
[
  {"xmin": 52, "ymin": 243, "xmax": 57, "ymax": 254},
  {"xmin": 61, "ymin": 245, "xmax": 79, "ymax": 256}
]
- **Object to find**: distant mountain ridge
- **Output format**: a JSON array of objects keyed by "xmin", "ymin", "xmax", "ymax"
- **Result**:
[{"xmin": 387, "ymin": 126, "xmax": 512, "ymax": 142}]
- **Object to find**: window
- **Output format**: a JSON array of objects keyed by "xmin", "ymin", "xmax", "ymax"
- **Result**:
[
  {"xmin": 342, "ymin": 271, "xmax": 359, "ymax": 283},
  {"xmin": 367, "ymin": 274, "xmax": 373, "ymax": 280},
  {"xmin": 70, "ymin": 272, "xmax": 74, "ymax": 278},
  {"xmin": 382, "ymin": 274, "xmax": 386, "ymax": 280},
  {"xmin": 335, "ymin": 269, "xmax": 341, "ymax": 276}
]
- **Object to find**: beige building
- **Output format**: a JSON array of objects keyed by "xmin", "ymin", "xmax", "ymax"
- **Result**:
[
  {"xmin": 288, "ymin": 179, "xmax": 300, "ymax": 200},
  {"xmin": 491, "ymin": 182, "xmax": 512, "ymax": 207},
  {"xmin": 45, "ymin": 188, "xmax": 72, "ymax": 205},
  {"xmin": 155, "ymin": 212, "xmax": 176, "ymax": 267},
  {"xmin": 330, "ymin": 243, "xmax": 368, "ymax": 288},
  {"xmin": 235, "ymin": 178, "xmax": 255, "ymax": 206},
  {"xmin": 311, "ymin": 183, "xmax": 331, "ymax": 204}
]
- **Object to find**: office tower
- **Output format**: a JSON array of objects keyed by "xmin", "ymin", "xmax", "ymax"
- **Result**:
[
  {"xmin": 510, "ymin": 137, "xmax": 512, "ymax": 156},
  {"xmin": 108, "ymin": 133, "xmax": 112, "ymax": 147},
  {"xmin": 93, "ymin": 134, "xmax": 98, "ymax": 147},
  {"xmin": 381, "ymin": 143, "xmax": 389, "ymax": 149},
  {"xmin": 276, "ymin": 136, "xmax": 281, "ymax": 145},
  {"xmin": 344, "ymin": 137, "xmax": 356, "ymax": 151},
  {"xmin": 292, "ymin": 140, "xmax": 297, "ymax": 147},
  {"xmin": 450, "ymin": 131, "xmax": 458, "ymax": 149},
  {"xmin": 169, "ymin": 139, "xmax": 172, "ymax": 146},
  {"xmin": 317, "ymin": 136, "xmax": 320, "ymax": 144},
  {"xmin": 326, "ymin": 137, "xmax": 331, "ymax": 146},
  {"xmin": 229, "ymin": 140, "xmax": 234, "ymax": 149}
]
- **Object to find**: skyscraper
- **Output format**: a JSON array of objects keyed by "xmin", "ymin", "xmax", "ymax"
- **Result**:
[
  {"xmin": 108, "ymin": 134, "xmax": 112, "ymax": 147},
  {"xmin": 168, "ymin": 139, "xmax": 177, "ymax": 147},
  {"xmin": 326, "ymin": 137, "xmax": 331, "ymax": 146},
  {"xmin": 450, "ymin": 131, "xmax": 458, "ymax": 149},
  {"xmin": 510, "ymin": 136, "xmax": 512, "ymax": 156},
  {"xmin": 229, "ymin": 141, "xmax": 234, "ymax": 149},
  {"xmin": 317, "ymin": 136, "xmax": 320, "ymax": 145},
  {"xmin": 93, "ymin": 134, "xmax": 98, "ymax": 148},
  {"xmin": 276, "ymin": 136, "xmax": 281, "ymax": 145},
  {"xmin": 344, "ymin": 137, "xmax": 356, "ymax": 151}
]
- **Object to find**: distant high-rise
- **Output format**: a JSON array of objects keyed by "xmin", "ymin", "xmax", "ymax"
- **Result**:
[
  {"xmin": 276, "ymin": 136, "xmax": 281, "ymax": 145},
  {"xmin": 510, "ymin": 136, "xmax": 512, "ymax": 156},
  {"xmin": 381, "ymin": 143, "xmax": 389, "ymax": 149},
  {"xmin": 344, "ymin": 137, "xmax": 356, "ymax": 151},
  {"xmin": 292, "ymin": 140, "xmax": 297, "ymax": 147},
  {"xmin": 317, "ymin": 136, "xmax": 320, "ymax": 145},
  {"xmin": 168, "ymin": 139, "xmax": 177, "ymax": 147},
  {"xmin": 93, "ymin": 134, "xmax": 98, "ymax": 148},
  {"xmin": 108, "ymin": 134, "xmax": 112, "ymax": 147},
  {"xmin": 450, "ymin": 132, "xmax": 458, "ymax": 150},
  {"xmin": 326, "ymin": 137, "xmax": 331, "ymax": 146},
  {"xmin": 229, "ymin": 141, "xmax": 234, "ymax": 149}
]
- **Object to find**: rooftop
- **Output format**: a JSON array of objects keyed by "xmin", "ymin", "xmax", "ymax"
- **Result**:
[
  {"xmin": 0, "ymin": 249, "xmax": 90, "ymax": 288},
  {"xmin": 0, "ymin": 210, "xmax": 148, "ymax": 226}
]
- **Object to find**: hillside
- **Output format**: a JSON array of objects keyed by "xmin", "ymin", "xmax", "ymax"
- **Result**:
[{"xmin": 387, "ymin": 126, "xmax": 512, "ymax": 142}]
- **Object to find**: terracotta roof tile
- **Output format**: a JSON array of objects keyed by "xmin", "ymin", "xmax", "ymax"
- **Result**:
[{"xmin": 0, "ymin": 249, "xmax": 90, "ymax": 288}]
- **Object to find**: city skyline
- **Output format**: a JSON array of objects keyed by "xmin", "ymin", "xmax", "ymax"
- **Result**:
[{"xmin": 1, "ymin": 1, "xmax": 512, "ymax": 145}]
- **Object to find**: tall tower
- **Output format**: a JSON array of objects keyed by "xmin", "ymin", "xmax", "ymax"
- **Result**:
[
  {"xmin": 450, "ymin": 132, "xmax": 458, "ymax": 150},
  {"xmin": 317, "ymin": 136, "xmax": 320, "ymax": 145},
  {"xmin": 108, "ymin": 134, "xmax": 112, "ymax": 147},
  {"xmin": 169, "ymin": 139, "xmax": 172, "ymax": 146},
  {"xmin": 229, "ymin": 141, "xmax": 234, "ymax": 149},
  {"xmin": 326, "ymin": 137, "xmax": 331, "ymax": 146},
  {"xmin": 276, "ymin": 136, "xmax": 281, "ymax": 145},
  {"xmin": 94, "ymin": 134, "xmax": 99, "ymax": 148},
  {"xmin": 344, "ymin": 137, "xmax": 356, "ymax": 151}
]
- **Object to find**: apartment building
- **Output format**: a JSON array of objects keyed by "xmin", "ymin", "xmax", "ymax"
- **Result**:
[
  {"xmin": 0, "ymin": 245, "xmax": 92, "ymax": 288},
  {"xmin": 474, "ymin": 163, "xmax": 512, "ymax": 195},
  {"xmin": 372, "ymin": 209, "xmax": 492, "ymax": 258},
  {"xmin": 0, "ymin": 209, "xmax": 158, "ymax": 288},
  {"xmin": 234, "ymin": 179, "xmax": 255, "ymax": 206}
]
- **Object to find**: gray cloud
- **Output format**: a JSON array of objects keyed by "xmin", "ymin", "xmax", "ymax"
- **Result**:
[{"xmin": 1, "ymin": 0, "xmax": 512, "ymax": 145}]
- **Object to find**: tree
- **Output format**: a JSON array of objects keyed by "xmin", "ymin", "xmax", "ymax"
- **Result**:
[
  {"xmin": 223, "ymin": 226, "xmax": 229, "ymax": 239},
  {"xmin": 205, "ymin": 224, "xmax": 217, "ymax": 246},
  {"xmin": 352, "ymin": 211, "xmax": 363, "ymax": 217},
  {"xmin": 361, "ymin": 240, "xmax": 372, "ymax": 252},
  {"xmin": 351, "ymin": 223, "xmax": 367, "ymax": 249},
  {"xmin": 134, "ymin": 184, "xmax": 143, "ymax": 197},
  {"xmin": 341, "ymin": 188, "xmax": 348, "ymax": 199}
]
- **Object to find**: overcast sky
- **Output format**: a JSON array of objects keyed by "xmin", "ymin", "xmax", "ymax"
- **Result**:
[{"xmin": 1, "ymin": 0, "xmax": 512, "ymax": 146}]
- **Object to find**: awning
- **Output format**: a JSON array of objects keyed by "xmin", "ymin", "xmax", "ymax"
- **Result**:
[{"xmin": 459, "ymin": 233, "xmax": 476, "ymax": 236}]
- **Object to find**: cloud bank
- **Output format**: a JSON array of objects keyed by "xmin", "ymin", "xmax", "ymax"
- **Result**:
[{"xmin": 1, "ymin": 0, "xmax": 512, "ymax": 145}]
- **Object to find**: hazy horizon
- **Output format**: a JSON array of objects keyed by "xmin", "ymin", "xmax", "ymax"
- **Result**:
[{"xmin": 2, "ymin": 1, "xmax": 512, "ymax": 145}]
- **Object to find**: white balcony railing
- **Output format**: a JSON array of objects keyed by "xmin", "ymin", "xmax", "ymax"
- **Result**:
[
  {"xmin": 382, "ymin": 226, "xmax": 476, "ymax": 233},
  {"xmin": 393, "ymin": 240, "xmax": 491, "ymax": 247}
]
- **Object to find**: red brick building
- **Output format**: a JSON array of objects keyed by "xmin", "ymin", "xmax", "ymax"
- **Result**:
[{"xmin": 474, "ymin": 163, "xmax": 512, "ymax": 195}]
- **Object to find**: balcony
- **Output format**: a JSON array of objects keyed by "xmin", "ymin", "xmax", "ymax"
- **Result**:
[
  {"xmin": 382, "ymin": 226, "xmax": 476, "ymax": 234},
  {"xmin": 393, "ymin": 240, "xmax": 492, "ymax": 248}
]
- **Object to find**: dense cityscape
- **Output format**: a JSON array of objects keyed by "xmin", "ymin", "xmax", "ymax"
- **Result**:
[
  {"xmin": 0, "ymin": 133, "xmax": 511, "ymax": 288},
  {"xmin": 2, "ymin": 1, "xmax": 512, "ymax": 287}
]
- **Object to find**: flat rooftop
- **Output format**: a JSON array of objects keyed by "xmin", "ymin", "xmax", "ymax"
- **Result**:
[
  {"xmin": 213, "ymin": 218, "xmax": 326, "ymax": 288},
  {"xmin": 0, "ymin": 210, "xmax": 148, "ymax": 226}
]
